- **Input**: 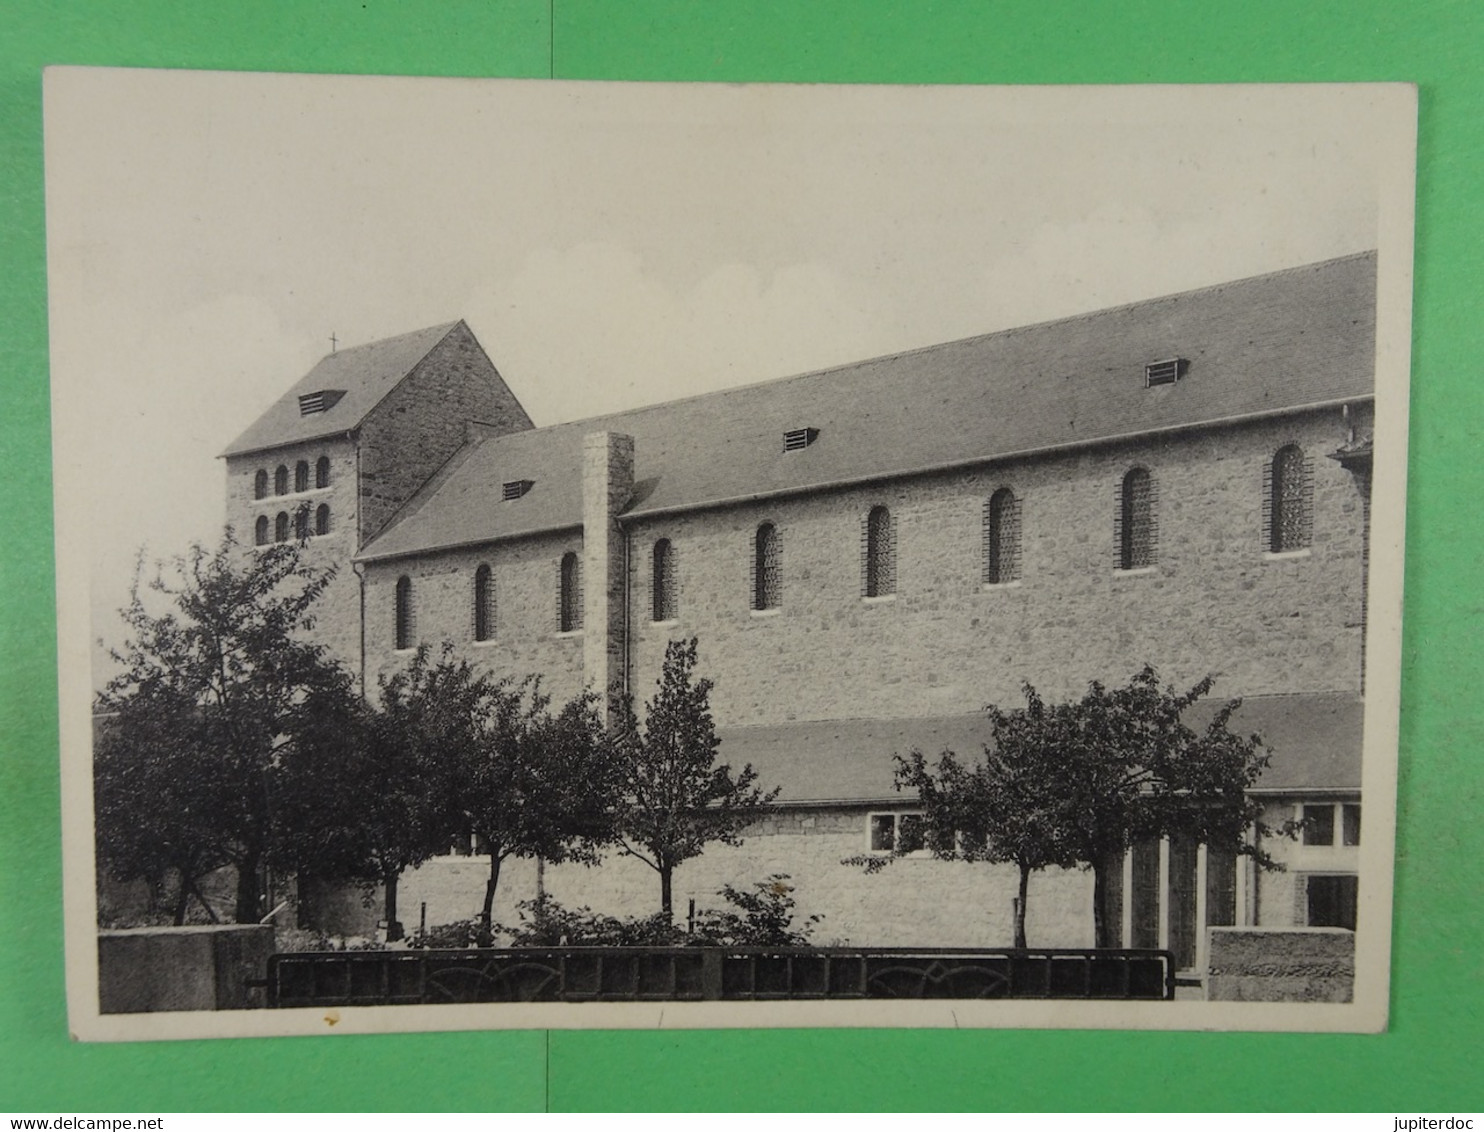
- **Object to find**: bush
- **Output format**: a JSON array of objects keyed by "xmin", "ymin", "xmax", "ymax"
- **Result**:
[
  {"xmin": 507, "ymin": 896, "xmax": 685, "ymax": 947},
  {"xmin": 691, "ymin": 874, "xmax": 822, "ymax": 947},
  {"xmin": 407, "ymin": 918, "xmax": 487, "ymax": 949}
]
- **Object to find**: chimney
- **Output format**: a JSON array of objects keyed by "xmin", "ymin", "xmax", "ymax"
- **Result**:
[{"xmin": 581, "ymin": 432, "xmax": 634, "ymax": 722}]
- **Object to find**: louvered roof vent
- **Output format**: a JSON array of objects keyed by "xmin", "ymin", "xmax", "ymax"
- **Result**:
[
  {"xmin": 298, "ymin": 389, "xmax": 346, "ymax": 415},
  {"xmin": 502, "ymin": 479, "xmax": 534, "ymax": 501},
  {"xmin": 1144, "ymin": 358, "xmax": 1189, "ymax": 388},
  {"xmin": 783, "ymin": 427, "xmax": 820, "ymax": 452}
]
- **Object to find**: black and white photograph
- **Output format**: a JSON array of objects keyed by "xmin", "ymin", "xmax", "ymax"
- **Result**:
[{"xmin": 45, "ymin": 70, "xmax": 1416, "ymax": 1039}]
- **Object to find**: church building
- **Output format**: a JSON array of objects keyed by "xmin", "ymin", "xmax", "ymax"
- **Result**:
[{"xmin": 221, "ymin": 252, "xmax": 1376, "ymax": 971}]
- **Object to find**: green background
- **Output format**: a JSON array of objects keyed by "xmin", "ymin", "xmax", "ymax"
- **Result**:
[{"xmin": 2, "ymin": 0, "xmax": 1479, "ymax": 1113}]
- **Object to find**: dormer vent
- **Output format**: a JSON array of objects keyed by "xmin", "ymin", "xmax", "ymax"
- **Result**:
[
  {"xmin": 1144, "ymin": 358, "xmax": 1189, "ymax": 388},
  {"xmin": 502, "ymin": 479, "xmax": 534, "ymax": 501},
  {"xmin": 783, "ymin": 427, "xmax": 820, "ymax": 452},
  {"xmin": 298, "ymin": 389, "xmax": 345, "ymax": 415}
]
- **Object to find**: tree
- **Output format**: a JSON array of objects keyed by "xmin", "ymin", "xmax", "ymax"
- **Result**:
[
  {"xmin": 613, "ymin": 637, "xmax": 780, "ymax": 918},
  {"xmin": 890, "ymin": 667, "xmax": 1273, "ymax": 948},
  {"xmin": 95, "ymin": 531, "xmax": 347, "ymax": 923},
  {"xmin": 447, "ymin": 674, "xmax": 617, "ymax": 942}
]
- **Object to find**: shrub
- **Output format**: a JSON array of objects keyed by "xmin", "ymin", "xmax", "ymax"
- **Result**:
[
  {"xmin": 407, "ymin": 918, "xmax": 486, "ymax": 949},
  {"xmin": 691, "ymin": 874, "xmax": 822, "ymax": 947}
]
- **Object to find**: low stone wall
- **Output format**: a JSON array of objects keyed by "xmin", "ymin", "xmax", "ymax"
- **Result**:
[
  {"xmin": 98, "ymin": 925, "xmax": 275, "ymax": 1013},
  {"xmin": 1206, "ymin": 926, "xmax": 1354, "ymax": 1003}
]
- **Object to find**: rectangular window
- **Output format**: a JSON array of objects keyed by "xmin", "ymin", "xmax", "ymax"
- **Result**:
[
  {"xmin": 1306, "ymin": 874, "xmax": 1359, "ymax": 931},
  {"xmin": 1302, "ymin": 803, "xmax": 1336, "ymax": 846},
  {"xmin": 868, "ymin": 813, "xmax": 929, "ymax": 855},
  {"xmin": 1342, "ymin": 803, "xmax": 1362, "ymax": 847},
  {"xmin": 869, "ymin": 814, "xmax": 896, "ymax": 852}
]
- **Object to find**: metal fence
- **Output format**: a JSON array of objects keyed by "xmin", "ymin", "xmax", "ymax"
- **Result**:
[{"xmin": 266, "ymin": 946, "xmax": 1175, "ymax": 1007}]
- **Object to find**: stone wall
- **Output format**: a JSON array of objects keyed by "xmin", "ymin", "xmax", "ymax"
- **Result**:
[
  {"xmin": 225, "ymin": 438, "xmax": 362, "ymax": 674},
  {"xmin": 375, "ymin": 806, "xmax": 1095, "ymax": 950},
  {"xmin": 626, "ymin": 408, "xmax": 1368, "ymax": 726},
  {"xmin": 358, "ymin": 323, "xmax": 532, "ymax": 543},
  {"xmin": 97, "ymin": 925, "xmax": 275, "ymax": 1013},
  {"xmin": 361, "ymin": 531, "xmax": 588, "ymax": 704},
  {"xmin": 354, "ymin": 408, "xmax": 1366, "ymax": 730},
  {"xmin": 1206, "ymin": 926, "xmax": 1354, "ymax": 1002}
]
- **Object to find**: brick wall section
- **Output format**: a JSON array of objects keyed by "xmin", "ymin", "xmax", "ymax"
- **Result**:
[
  {"xmin": 582, "ymin": 433, "xmax": 634, "ymax": 721},
  {"xmin": 361, "ymin": 531, "xmax": 588, "ymax": 704},
  {"xmin": 1206, "ymin": 927, "xmax": 1354, "ymax": 1002},
  {"xmin": 225, "ymin": 438, "xmax": 362, "ymax": 675},
  {"xmin": 626, "ymin": 408, "xmax": 1369, "ymax": 726},
  {"xmin": 358, "ymin": 323, "xmax": 533, "ymax": 545}
]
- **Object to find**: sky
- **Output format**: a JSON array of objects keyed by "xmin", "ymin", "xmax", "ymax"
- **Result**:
[{"xmin": 41, "ymin": 71, "xmax": 1398, "ymax": 680}]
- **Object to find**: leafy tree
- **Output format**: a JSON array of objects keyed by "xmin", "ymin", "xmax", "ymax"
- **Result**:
[
  {"xmin": 448, "ymin": 675, "xmax": 617, "ymax": 942},
  {"xmin": 889, "ymin": 667, "xmax": 1273, "ymax": 948},
  {"xmin": 95, "ymin": 532, "xmax": 345, "ymax": 923},
  {"xmin": 613, "ymin": 637, "xmax": 780, "ymax": 918}
]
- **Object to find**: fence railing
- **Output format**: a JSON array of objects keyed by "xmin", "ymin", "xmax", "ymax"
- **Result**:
[{"xmin": 266, "ymin": 946, "xmax": 1175, "ymax": 1007}]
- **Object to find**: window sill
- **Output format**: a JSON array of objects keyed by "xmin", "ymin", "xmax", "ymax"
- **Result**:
[
  {"xmin": 981, "ymin": 579, "xmax": 1023, "ymax": 591},
  {"xmin": 1264, "ymin": 548, "xmax": 1313, "ymax": 562},
  {"xmin": 471, "ymin": 638, "xmax": 497, "ymax": 647},
  {"xmin": 861, "ymin": 593, "xmax": 897, "ymax": 605},
  {"xmin": 650, "ymin": 618, "xmax": 680, "ymax": 628},
  {"xmin": 749, "ymin": 608, "xmax": 781, "ymax": 618},
  {"xmin": 554, "ymin": 629, "xmax": 584, "ymax": 639},
  {"xmin": 1112, "ymin": 566, "xmax": 1158, "ymax": 578},
  {"xmin": 393, "ymin": 646, "xmax": 418, "ymax": 655}
]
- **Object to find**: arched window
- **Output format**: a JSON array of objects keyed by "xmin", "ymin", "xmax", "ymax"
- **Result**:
[
  {"xmin": 315, "ymin": 456, "xmax": 331, "ymax": 489},
  {"xmin": 652, "ymin": 539, "xmax": 677, "ymax": 622},
  {"xmin": 254, "ymin": 515, "xmax": 269, "ymax": 546},
  {"xmin": 474, "ymin": 564, "xmax": 494, "ymax": 641},
  {"xmin": 294, "ymin": 460, "xmax": 309, "ymax": 493},
  {"xmin": 294, "ymin": 507, "xmax": 309, "ymax": 540},
  {"xmin": 559, "ymin": 552, "xmax": 582, "ymax": 632},
  {"xmin": 395, "ymin": 576, "xmax": 414, "ymax": 650},
  {"xmin": 863, "ymin": 506, "xmax": 895, "ymax": 597},
  {"xmin": 254, "ymin": 470, "xmax": 268, "ymax": 500},
  {"xmin": 1117, "ymin": 467, "xmax": 1156, "ymax": 570},
  {"xmin": 753, "ymin": 523, "xmax": 780, "ymax": 610},
  {"xmin": 274, "ymin": 465, "xmax": 288, "ymax": 495},
  {"xmin": 984, "ymin": 488, "xmax": 1021, "ymax": 584},
  {"xmin": 315, "ymin": 504, "xmax": 330, "ymax": 536},
  {"xmin": 1267, "ymin": 444, "xmax": 1312, "ymax": 553},
  {"xmin": 274, "ymin": 512, "xmax": 289, "ymax": 543}
]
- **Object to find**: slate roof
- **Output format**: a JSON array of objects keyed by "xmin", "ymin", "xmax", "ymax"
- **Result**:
[
  {"xmin": 359, "ymin": 252, "xmax": 1376, "ymax": 562},
  {"xmin": 222, "ymin": 321, "xmax": 465, "ymax": 457},
  {"xmin": 717, "ymin": 692, "xmax": 1364, "ymax": 805}
]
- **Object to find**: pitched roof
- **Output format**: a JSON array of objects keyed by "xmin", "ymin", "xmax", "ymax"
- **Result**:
[
  {"xmin": 222, "ymin": 321, "xmax": 463, "ymax": 457},
  {"xmin": 718, "ymin": 692, "xmax": 1364, "ymax": 805},
  {"xmin": 359, "ymin": 252, "xmax": 1376, "ymax": 562}
]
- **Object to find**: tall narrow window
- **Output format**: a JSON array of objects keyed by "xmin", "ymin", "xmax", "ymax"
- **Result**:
[
  {"xmin": 753, "ymin": 523, "xmax": 780, "ymax": 610},
  {"xmin": 294, "ymin": 460, "xmax": 309, "ymax": 493},
  {"xmin": 863, "ymin": 506, "xmax": 895, "ymax": 597},
  {"xmin": 294, "ymin": 507, "xmax": 309, "ymax": 540},
  {"xmin": 254, "ymin": 515, "xmax": 269, "ymax": 546},
  {"xmin": 652, "ymin": 539, "xmax": 677, "ymax": 622},
  {"xmin": 984, "ymin": 488, "xmax": 1022, "ymax": 584},
  {"xmin": 274, "ymin": 512, "xmax": 289, "ymax": 543},
  {"xmin": 395, "ymin": 576, "xmax": 414, "ymax": 650},
  {"xmin": 1267, "ymin": 444, "xmax": 1312, "ymax": 553},
  {"xmin": 254, "ymin": 470, "xmax": 268, "ymax": 500},
  {"xmin": 315, "ymin": 456, "xmax": 331, "ymax": 489},
  {"xmin": 474, "ymin": 564, "xmax": 494, "ymax": 641},
  {"xmin": 1117, "ymin": 467, "xmax": 1156, "ymax": 570},
  {"xmin": 559, "ymin": 552, "xmax": 582, "ymax": 632},
  {"xmin": 274, "ymin": 465, "xmax": 289, "ymax": 496},
  {"xmin": 315, "ymin": 504, "xmax": 330, "ymax": 536}
]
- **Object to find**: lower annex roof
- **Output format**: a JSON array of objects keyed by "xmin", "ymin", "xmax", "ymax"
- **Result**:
[{"xmin": 718, "ymin": 691, "xmax": 1365, "ymax": 806}]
